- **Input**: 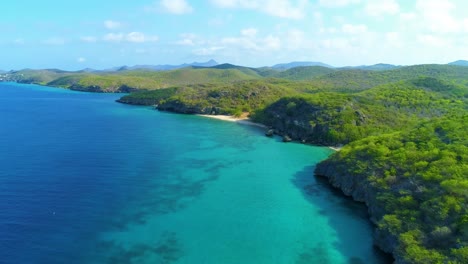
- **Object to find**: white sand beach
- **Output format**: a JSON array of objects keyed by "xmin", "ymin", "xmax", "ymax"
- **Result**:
[
  {"xmin": 198, "ymin": 114, "xmax": 267, "ymax": 128},
  {"xmin": 329, "ymin": 146, "xmax": 342, "ymax": 151}
]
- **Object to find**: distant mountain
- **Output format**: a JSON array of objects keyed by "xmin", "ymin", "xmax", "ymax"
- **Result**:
[
  {"xmin": 106, "ymin": 59, "xmax": 219, "ymax": 72},
  {"xmin": 275, "ymin": 66, "xmax": 336, "ymax": 80},
  {"xmin": 77, "ymin": 68, "xmax": 98, "ymax": 73},
  {"xmin": 448, "ymin": 60, "xmax": 468, "ymax": 66},
  {"xmin": 208, "ymin": 63, "xmax": 242, "ymax": 69},
  {"xmin": 272, "ymin": 61, "xmax": 334, "ymax": 69},
  {"xmin": 341, "ymin": 63, "xmax": 401, "ymax": 71},
  {"xmin": 189, "ymin": 59, "xmax": 219, "ymax": 68}
]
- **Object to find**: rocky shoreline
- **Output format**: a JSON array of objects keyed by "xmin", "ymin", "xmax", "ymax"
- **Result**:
[{"xmin": 314, "ymin": 159, "xmax": 398, "ymax": 257}]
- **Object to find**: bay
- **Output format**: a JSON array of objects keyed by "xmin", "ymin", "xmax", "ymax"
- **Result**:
[{"xmin": 0, "ymin": 83, "xmax": 390, "ymax": 263}]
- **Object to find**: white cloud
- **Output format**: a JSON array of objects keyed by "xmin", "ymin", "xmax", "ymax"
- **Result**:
[
  {"xmin": 175, "ymin": 33, "xmax": 198, "ymax": 46},
  {"xmin": 103, "ymin": 32, "xmax": 158, "ymax": 43},
  {"xmin": 385, "ymin": 32, "xmax": 402, "ymax": 48},
  {"xmin": 365, "ymin": 0, "xmax": 399, "ymax": 16},
  {"xmin": 104, "ymin": 20, "xmax": 122, "ymax": 30},
  {"xmin": 463, "ymin": 19, "xmax": 468, "ymax": 32},
  {"xmin": 210, "ymin": 0, "xmax": 308, "ymax": 19},
  {"xmin": 321, "ymin": 38, "xmax": 351, "ymax": 50},
  {"xmin": 342, "ymin": 24, "xmax": 368, "ymax": 34},
  {"xmin": 188, "ymin": 29, "xmax": 287, "ymax": 60},
  {"xmin": 42, "ymin": 37, "xmax": 66, "ymax": 45},
  {"xmin": 211, "ymin": 0, "xmax": 253, "ymax": 8},
  {"xmin": 285, "ymin": 29, "xmax": 305, "ymax": 49},
  {"xmin": 80, "ymin": 36, "xmax": 98, "ymax": 43},
  {"xmin": 400, "ymin": 12, "xmax": 416, "ymax": 21},
  {"xmin": 159, "ymin": 0, "xmax": 193, "ymax": 14},
  {"xmin": 126, "ymin": 32, "xmax": 146, "ymax": 43},
  {"xmin": 318, "ymin": 0, "xmax": 360, "ymax": 8},
  {"xmin": 176, "ymin": 38, "xmax": 195, "ymax": 46},
  {"xmin": 77, "ymin": 57, "xmax": 86, "ymax": 63},
  {"xmin": 103, "ymin": 33, "xmax": 124, "ymax": 42},
  {"xmin": 222, "ymin": 30, "xmax": 283, "ymax": 53},
  {"xmin": 418, "ymin": 34, "xmax": 452, "ymax": 47},
  {"xmin": 241, "ymin": 28, "xmax": 258, "ymax": 38},
  {"xmin": 263, "ymin": 0, "xmax": 307, "ymax": 19},
  {"xmin": 415, "ymin": 0, "xmax": 460, "ymax": 33},
  {"xmin": 263, "ymin": 35, "xmax": 281, "ymax": 50}
]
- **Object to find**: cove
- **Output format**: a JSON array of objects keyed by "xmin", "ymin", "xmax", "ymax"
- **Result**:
[{"xmin": 0, "ymin": 83, "xmax": 391, "ymax": 263}]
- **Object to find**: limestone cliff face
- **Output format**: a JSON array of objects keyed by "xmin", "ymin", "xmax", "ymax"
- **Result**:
[{"xmin": 315, "ymin": 157, "xmax": 400, "ymax": 263}]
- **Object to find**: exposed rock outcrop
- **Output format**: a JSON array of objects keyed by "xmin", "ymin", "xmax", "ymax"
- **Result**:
[{"xmin": 265, "ymin": 129, "xmax": 275, "ymax": 137}]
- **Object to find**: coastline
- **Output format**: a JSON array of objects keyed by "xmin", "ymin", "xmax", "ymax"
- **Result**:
[
  {"xmin": 199, "ymin": 114, "xmax": 343, "ymax": 151},
  {"xmin": 197, "ymin": 114, "xmax": 267, "ymax": 129}
]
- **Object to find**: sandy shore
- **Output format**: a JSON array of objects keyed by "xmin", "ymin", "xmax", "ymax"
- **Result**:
[
  {"xmin": 329, "ymin": 146, "xmax": 342, "ymax": 151},
  {"xmin": 198, "ymin": 114, "xmax": 267, "ymax": 128}
]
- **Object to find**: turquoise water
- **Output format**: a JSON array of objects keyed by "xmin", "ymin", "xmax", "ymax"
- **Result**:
[{"xmin": 0, "ymin": 83, "xmax": 390, "ymax": 263}]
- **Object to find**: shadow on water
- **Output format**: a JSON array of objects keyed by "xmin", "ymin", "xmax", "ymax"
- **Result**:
[
  {"xmin": 106, "ymin": 153, "xmax": 250, "ymax": 231},
  {"xmin": 291, "ymin": 166, "xmax": 394, "ymax": 264},
  {"xmin": 93, "ymin": 158, "xmax": 246, "ymax": 262},
  {"xmin": 94, "ymin": 232, "xmax": 183, "ymax": 264}
]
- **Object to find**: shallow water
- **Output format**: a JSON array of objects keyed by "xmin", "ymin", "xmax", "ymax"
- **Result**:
[{"xmin": 0, "ymin": 83, "xmax": 391, "ymax": 263}]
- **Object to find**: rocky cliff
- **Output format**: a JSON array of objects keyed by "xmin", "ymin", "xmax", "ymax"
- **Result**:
[
  {"xmin": 314, "ymin": 116, "xmax": 468, "ymax": 263},
  {"xmin": 314, "ymin": 158, "xmax": 400, "ymax": 260},
  {"xmin": 69, "ymin": 84, "xmax": 139, "ymax": 93},
  {"xmin": 254, "ymin": 96, "xmax": 368, "ymax": 146}
]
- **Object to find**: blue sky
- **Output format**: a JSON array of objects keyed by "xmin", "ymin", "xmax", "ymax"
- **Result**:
[{"xmin": 1, "ymin": 0, "xmax": 468, "ymax": 70}]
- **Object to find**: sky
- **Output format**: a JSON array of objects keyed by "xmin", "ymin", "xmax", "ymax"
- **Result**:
[{"xmin": 1, "ymin": 0, "xmax": 468, "ymax": 70}]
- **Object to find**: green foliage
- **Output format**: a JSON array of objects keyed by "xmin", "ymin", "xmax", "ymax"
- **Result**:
[
  {"xmin": 119, "ymin": 80, "xmax": 297, "ymax": 114},
  {"xmin": 256, "ymin": 78, "xmax": 466, "ymax": 145},
  {"xmin": 317, "ymin": 115, "xmax": 468, "ymax": 263},
  {"xmin": 117, "ymin": 88, "xmax": 178, "ymax": 105},
  {"xmin": 274, "ymin": 66, "xmax": 336, "ymax": 80}
]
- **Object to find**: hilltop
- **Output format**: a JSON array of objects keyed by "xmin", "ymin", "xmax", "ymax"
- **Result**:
[
  {"xmin": 449, "ymin": 60, "xmax": 468, "ymax": 67},
  {"xmin": 106, "ymin": 59, "xmax": 219, "ymax": 72},
  {"xmin": 271, "ymin": 61, "xmax": 333, "ymax": 69}
]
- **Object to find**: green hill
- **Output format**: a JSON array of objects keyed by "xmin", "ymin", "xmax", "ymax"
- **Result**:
[
  {"xmin": 8, "ymin": 69, "xmax": 72, "ymax": 84},
  {"xmin": 118, "ymin": 79, "xmax": 297, "ymax": 116},
  {"xmin": 274, "ymin": 66, "xmax": 336, "ymax": 80},
  {"xmin": 46, "ymin": 68, "xmax": 261, "ymax": 92},
  {"xmin": 315, "ymin": 114, "xmax": 468, "ymax": 263},
  {"xmin": 254, "ymin": 77, "xmax": 466, "ymax": 145},
  {"xmin": 305, "ymin": 64, "xmax": 468, "ymax": 93}
]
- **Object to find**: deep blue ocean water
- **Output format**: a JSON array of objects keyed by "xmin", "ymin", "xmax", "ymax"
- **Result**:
[{"xmin": 0, "ymin": 83, "xmax": 391, "ymax": 264}]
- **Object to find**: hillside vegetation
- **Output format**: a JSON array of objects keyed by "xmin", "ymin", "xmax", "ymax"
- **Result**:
[
  {"xmin": 316, "ymin": 114, "xmax": 468, "ymax": 263},
  {"xmin": 118, "ymin": 80, "xmax": 297, "ymax": 116}
]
